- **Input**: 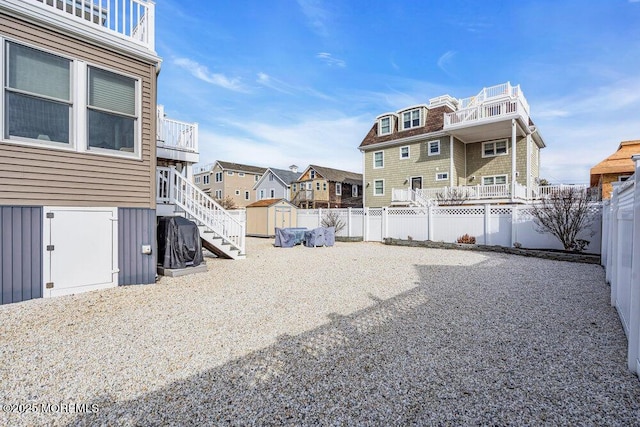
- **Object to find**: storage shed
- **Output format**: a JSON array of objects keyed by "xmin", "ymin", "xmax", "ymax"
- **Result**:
[{"xmin": 246, "ymin": 199, "xmax": 298, "ymax": 237}]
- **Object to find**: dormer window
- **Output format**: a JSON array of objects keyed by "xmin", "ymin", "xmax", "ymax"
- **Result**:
[
  {"xmin": 401, "ymin": 108, "xmax": 421, "ymax": 130},
  {"xmin": 310, "ymin": 170, "xmax": 316, "ymax": 179},
  {"xmin": 379, "ymin": 116, "xmax": 391, "ymax": 135}
]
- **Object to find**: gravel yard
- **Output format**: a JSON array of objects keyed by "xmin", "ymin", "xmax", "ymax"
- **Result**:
[{"xmin": 1, "ymin": 237, "xmax": 639, "ymax": 425}]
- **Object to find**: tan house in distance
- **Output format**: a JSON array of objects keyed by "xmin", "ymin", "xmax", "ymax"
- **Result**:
[
  {"xmin": 194, "ymin": 161, "xmax": 266, "ymax": 208},
  {"xmin": 291, "ymin": 165, "xmax": 363, "ymax": 208},
  {"xmin": 590, "ymin": 140, "xmax": 640, "ymax": 199}
]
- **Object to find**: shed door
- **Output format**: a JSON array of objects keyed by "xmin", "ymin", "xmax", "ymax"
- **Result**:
[
  {"xmin": 44, "ymin": 207, "xmax": 118, "ymax": 298},
  {"xmin": 274, "ymin": 206, "xmax": 292, "ymax": 232}
]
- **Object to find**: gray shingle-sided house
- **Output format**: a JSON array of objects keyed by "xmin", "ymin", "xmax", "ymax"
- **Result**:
[
  {"xmin": 291, "ymin": 165, "xmax": 363, "ymax": 209},
  {"xmin": 254, "ymin": 165, "xmax": 301, "ymax": 201}
]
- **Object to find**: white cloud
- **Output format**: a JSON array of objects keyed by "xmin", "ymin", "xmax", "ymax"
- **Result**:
[
  {"xmin": 256, "ymin": 72, "xmax": 294, "ymax": 95},
  {"xmin": 174, "ymin": 58, "xmax": 248, "ymax": 93},
  {"xmin": 437, "ymin": 50, "xmax": 456, "ymax": 74},
  {"xmin": 297, "ymin": 0, "xmax": 330, "ymax": 37},
  {"xmin": 316, "ymin": 52, "xmax": 346, "ymax": 68}
]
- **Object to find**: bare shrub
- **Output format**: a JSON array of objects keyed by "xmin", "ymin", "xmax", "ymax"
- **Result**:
[
  {"xmin": 321, "ymin": 210, "xmax": 346, "ymax": 234},
  {"xmin": 457, "ymin": 234, "xmax": 476, "ymax": 244}
]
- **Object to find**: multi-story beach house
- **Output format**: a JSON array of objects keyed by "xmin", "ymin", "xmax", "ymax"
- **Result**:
[
  {"xmin": 358, "ymin": 82, "xmax": 548, "ymax": 207},
  {"xmin": 291, "ymin": 165, "xmax": 363, "ymax": 209},
  {"xmin": 1, "ymin": 0, "xmax": 244, "ymax": 306},
  {"xmin": 193, "ymin": 161, "xmax": 266, "ymax": 208},
  {"xmin": 254, "ymin": 166, "xmax": 301, "ymax": 201},
  {"xmin": 590, "ymin": 140, "xmax": 640, "ymax": 200}
]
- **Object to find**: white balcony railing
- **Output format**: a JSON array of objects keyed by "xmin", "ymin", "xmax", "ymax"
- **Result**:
[
  {"xmin": 392, "ymin": 184, "xmax": 594, "ymax": 205},
  {"xmin": 33, "ymin": 0, "xmax": 155, "ymax": 49},
  {"xmin": 157, "ymin": 109, "xmax": 199, "ymax": 154}
]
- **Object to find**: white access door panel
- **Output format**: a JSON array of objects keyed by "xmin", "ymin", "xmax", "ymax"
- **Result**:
[{"xmin": 43, "ymin": 207, "xmax": 118, "ymax": 298}]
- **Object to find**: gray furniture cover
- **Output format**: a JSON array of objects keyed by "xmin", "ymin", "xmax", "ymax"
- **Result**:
[
  {"xmin": 157, "ymin": 216, "xmax": 203, "ymax": 268},
  {"xmin": 304, "ymin": 227, "xmax": 335, "ymax": 247},
  {"xmin": 274, "ymin": 227, "xmax": 296, "ymax": 248},
  {"xmin": 323, "ymin": 226, "xmax": 335, "ymax": 247}
]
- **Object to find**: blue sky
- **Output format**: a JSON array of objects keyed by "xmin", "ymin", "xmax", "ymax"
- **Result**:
[{"xmin": 156, "ymin": 0, "xmax": 640, "ymax": 184}]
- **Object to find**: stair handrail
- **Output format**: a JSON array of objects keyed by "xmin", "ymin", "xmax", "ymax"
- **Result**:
[
  {"xmin": 411, "ymin": 188, "xmax": 436, "ymax": 207},
  {"xmin": 164, "ymin": 168, "xmax": 245, "ymax": 254}
]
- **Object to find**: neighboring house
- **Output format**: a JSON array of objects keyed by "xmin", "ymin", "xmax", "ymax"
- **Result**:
[
  {"xmin": 590, "ymin": 140, "xmax": 640, "ymax": 199},
  {"xmin": 291, "ymin": 165, "xmax": 363, "ymax": 208},
  {"xmin": 254, "ymin": 165, "xmax": 300, "ymax": 201},
  {"xmin": 0, "ymin": 0, "xmax": 243, "ymax": 306},
  {"xmin": 194, "ymin": 161, "xmax": 266, "ymax": 208},
  {"xmin": 358, "ymin": 82, "xmax": 546, "ymax": 207}
]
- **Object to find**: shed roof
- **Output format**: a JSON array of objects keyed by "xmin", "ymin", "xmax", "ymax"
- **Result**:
[
  {"xmin": 246, "ymin": 198, "xmax": 295, "ymax": 208},
  {"xmin": 304, "ymin": 165, "xmax": 363, "ymax": 185},
  {"xmin": 590, "ymin": 140, "xmax": 640, "ymax": 176}
]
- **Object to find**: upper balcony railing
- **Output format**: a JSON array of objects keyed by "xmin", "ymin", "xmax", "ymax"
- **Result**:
[
  {"xmin": 157, "ymin": 107, "xmax": 198, "ymax": 154},
  {"xmin": 445, "ymin": 82, "xmax": 530, "ymax": 128},
  {"xmin": 33, "ymin": 0, "xmax": 155, "ymax": 50}
]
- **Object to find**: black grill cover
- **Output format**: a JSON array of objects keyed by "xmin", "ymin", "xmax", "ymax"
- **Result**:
[{"xmin": 157, "ymin": 216, "xmax": 203, "ymax": 269}]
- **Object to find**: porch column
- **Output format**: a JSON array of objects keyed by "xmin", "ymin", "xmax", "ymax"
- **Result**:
[
  {"xmin": 511, "ymin": 119, "xmax": 517, "ymax": 203},
  {"xmin": 449, "ymin": 135, "xmax": 454, "ymax": 187}
]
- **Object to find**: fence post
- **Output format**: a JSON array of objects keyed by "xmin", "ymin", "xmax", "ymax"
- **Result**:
[
  {"xmin": 363, "ymin": 207, "xmax": 369, "ymax": 241},
  {"xmin": 382, "ymin": 207, "xmax": 388, "ymax": 239},
  {"xmin": 484, "ymin": 204, "xmax": 491, "ymax": 245},
  {"xmin": 318, "ymin": 208, "xmax": 322, "ymax": 227},
  {"xmin": 511, "ymin": 205, "xmax": 518, "ymax": 247},
  {"xmin": 347, "ymin": 207, "xmax": 352, "ymax": 238},
  {"xmin": 428, "ymin": 205, "xmax": 433, "ymax": 241},
  {"xmin": 628, "ymin": 154, "xmax": 640, "ymax": 374},
  {"xmin": 610, "ymin": 182, "xmax": 621, "ymax": 306}
]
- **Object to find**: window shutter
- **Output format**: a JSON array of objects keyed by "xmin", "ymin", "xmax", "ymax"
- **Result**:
[{"xmin": 89, "ymin": 67, "xmax": 135, "ymax": 115}]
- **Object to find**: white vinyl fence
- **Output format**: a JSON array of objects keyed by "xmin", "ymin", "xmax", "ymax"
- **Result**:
[
  {"xmin": 298, "ymin": 204, "xmax": 602, "ymax": 254},
  {"xmin": 601, "ymin": 154, "xmax": 640, "ymax": 376}
]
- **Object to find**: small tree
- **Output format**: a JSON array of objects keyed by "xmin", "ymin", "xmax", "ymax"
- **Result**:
[
  {"xmin": 530, "ymin": 187, "xmax": 596, "ymax": 251},
  {"xmin": 216, "ymin": 196, "xmax": 237, "ymax": 210},
  {"xmin": 435, "ymin": 188, "xmax": 470, "ymax": 206},
  {"xmin": 321, "ymin": 210, "xmax": 346, "ymax": 234}
]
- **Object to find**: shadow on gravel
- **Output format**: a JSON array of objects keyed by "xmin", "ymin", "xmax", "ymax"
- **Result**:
[{"xmin": 70, "ymin": 259, "xmax": 640, "ymax": 426}]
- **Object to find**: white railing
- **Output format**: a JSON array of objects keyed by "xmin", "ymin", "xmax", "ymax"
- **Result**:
[
  {"xmin": 157, "ymin": 167, "xmax": 245, "ymax": 254},
  {"xmin": 601, "ymin": 154, "xmax": 640, "ymax": 376},
  {"xmin": 34, "ymin": 0, "xmax": 155, "ymax": 49},
  {"xmin": 445, "ymin": 98, "xmax": 524, "ymax": 127},
  {"xmin": 157, "ymin": 109, "xmax": 198, "ymax": 153},
  {"xmin": 392, "ymin": 183, "xmax": 594, "ymax": 204}
]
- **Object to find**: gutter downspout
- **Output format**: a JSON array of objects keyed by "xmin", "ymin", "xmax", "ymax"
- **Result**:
[
  {"xmin": 511, "ymin": 119, "xmax": 517, "ymax": 203},
  {"xmin": 449, "ymin": 135, "xmax": 454, "ymax": 187}
]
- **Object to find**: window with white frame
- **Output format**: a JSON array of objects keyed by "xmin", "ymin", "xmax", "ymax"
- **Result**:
[
  {"xmin": 400, "ymin": 146, "xmax": 410, "ymax": 159},
  {"xmin": 227, "ymin": 171, "xmax": 234, "ymax": 176},
  {"xmin": 269, "ymin": 173, "xmax": 274, "ymax": 181},
  {"xmin": 259, "ymin": 189, "xmax": 265, "ymax": 200},
  {"xmin": 482, "ymin": 175, "xmax": 508, "ymax": 185},
  {"xmin": 352, "ymin": 185, "xmax": 358, "ymax": 197},
  {"xmin": 5, "ymin": 42, "xmax": 72, "ymax": 145},
  {"xmin": 373, "ymin": 180, "xmax": 384, "ymax": 196},
  {"xmin": 401, "ymin": 108, "xmax": 421, "ymax": 130},
  {"xmin": 239, "ymin": 172, "xmax": 245, "ymax": 177},
  {"xmin": 215, "ymin": 189, "xmax": 222, "ymax": 199},
  {"xmin": 379, "ymin": 116, "xmax": 392, "ymax": 135},
  {"xmin": 4, "ymin": 41, "xmax": 140, "ymax": 157},
  {"xmin": 306, "ymin": 182, "xmax": 312, "ymax": 190},
  {"xmin": 436, "ymin": 172, "xmax": 449, "ymax": 181},
  {"xmin": 245, "ymin": 191, "xmax": 250, "ymax": 200},
  {"xmin": 235, "ymin": 190, "xmax": 240, "ymax": 195},
  {"xmin": 483, "ymin": 140, "xmax": 508, "ymax": 157},
  {"xmin": 323, "ymin": 182, "xmax": 327, "ymax": 191},
  {"xmin": 373, "ymin": 151, "xmax": 384, "ymax": 168},
  {"xmin": 292, "ymin": 183, "xmax": 297, "ymax": 192},
  {"xmin": 316, "ymin": 182, "xmax": 320, "ymax": 190},
  {"xmin": 215, "ymin": 172, "xmax": 223, "ymax": 182},
  {"xmin": 310, "ymin": 170, "xmax": 316, "ymax": 179},
  {"xmin": 336, "ymin": 183, "xmax": 342, "ymax": 195},
  {"xmin": 195, "ymin": 176, "xmax": 201, "ymax": 184},
  {"xmin": 255, "ymin": 175, "xmax": 260, "ymax": 182},
  {"xmin": 428, "ymin": 140, "xmax": 440, "ymax": 156},
  {"xmin": 87, "ymin": 66, "xmax": 137, "ymax": 153},
  {"xmin": 203, "ymin": 175, "xmax": 210, "ymax": 185},
  {"xmin": 269, "ymin": 188, "xmax": 275, "ymax": 198}
]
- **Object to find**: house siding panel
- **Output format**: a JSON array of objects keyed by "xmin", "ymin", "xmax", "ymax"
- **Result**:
[
  {"xmin": 453, "ymin": 138, "xmax": 466, "ymax": 185},
  {"xmin": 118, "ymin": 208, "xmax": 156, "ymax": 285},
  {"xmin": 0, "ymin": 206, "xmax": 42, "ymax": 305},
  {"xmin": 0, "ymin": 13, "xmax": 157, "ymax": 209}
]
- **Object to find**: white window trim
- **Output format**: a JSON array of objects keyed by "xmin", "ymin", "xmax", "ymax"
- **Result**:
[
  {"xmin": 238, "ymin": 172, "xmax": 245, "ymax": 177},
  {"xmin": 482, "ymin": 139, "xmax": 509, "ymax": 158},
  {"xmin": 227, "ymin": 171, "xmax": 234, "ymax": 176},
  {"xmin": 203, "ymin": 175, "xmax": 210, "ymax": 185},
  {"xmin": 373, "ymin": 151, "xmax": 384, "ymax": 169},
  {"xmin": 245, "ymin": 191, "xmax": 250, "ymax": 200},
  {"xmin": 400, "ymin": 108, "xmax": 423, "ymax": 131},
  {"xmin": 235, "ymin": 190, "xmax": 240, "ymax": 195},
  {"xmin": 259, "ymin": 189, "xmax": 265, "ymax": 200},
  {"xmin": 336, "ymin": 183, "xmax": 342, "ymax": 196},
  {"xmin": 379, "ymin": 116, "xmax": 392, "ymax": 135},
  {"xmin": 399, "ymin": 146, "xmax": 410, "ymax": 159},
  {"xmin": 435, "ymin": 172, "xmax": 448, "ymax": 181},
  {"xmin": 215, "ymin": 172, "xmax": 223, "ymax": 182},
  {"xmin": 427, "ymin": 140, "xmax": 440, "ymax": 156},
  {"xmin": 482, "ymin": 174, "xmax": 508, "ymax": 185},
  {"xmin": 352, "ymin": 185, "xmax": 358, "ymax": 197},
  {"xmin": 269, "ymin": 188, "xmax": 275, "ymax": 198},
  {"xmin": 2, "ymin": 39, "xmax": 142, "ymax": 160},
  {"xmin": 310, "ymin": 170, "xmax": 316, "ymax": 179},
  {"xmin": 373, "ymin": 179, "xmax": 384, "ymax": 196},
  {"xmin": 195, "ymin": 176, "xmax": 201, "ymax": 184}
]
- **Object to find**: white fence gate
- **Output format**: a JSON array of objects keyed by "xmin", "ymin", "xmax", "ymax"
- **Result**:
[
  {"xmin": 298, "ymin": 204, "xmax": 602, "ymax": 254},
  {"xmin": 601, "ymin": 154, "xmax": 640, "ymax": 376}
]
